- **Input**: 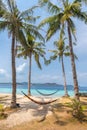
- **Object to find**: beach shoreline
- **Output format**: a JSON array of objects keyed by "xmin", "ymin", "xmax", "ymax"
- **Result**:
[{"xmin": 0, "ymin": 93, "xmax": 87, "ymax": 130}]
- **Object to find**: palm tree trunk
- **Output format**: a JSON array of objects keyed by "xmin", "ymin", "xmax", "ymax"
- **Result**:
[
  {"xmin": 61, "ymin": 56, "xmax": 69, "ymax": 96},
  {"xmin": 28, "ymin": 53, "xmax": 32, "ymax": 95},
  {"xmin": 62, "ymin": 0, "xmax": 65, "ymax": 5},
  {"xmin": 10, "ymin": 33, "xmax": 17, "ymax": 108},
  {"xmin": 67, "ymin": 21, "xmax": 79, "ymax": 101}
]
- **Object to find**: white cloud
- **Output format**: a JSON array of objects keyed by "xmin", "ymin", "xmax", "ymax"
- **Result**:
[
  {"xmin": 65, "ymin": 71, "xmax": 87, "ymax": 85},
  {"xmin": 16, "ymin": 63, "xmax": 27, "ymax": 73},
  {"xmin": 38, "ymin": 74, "xmax": 58, "ymax": 80},
  {"xmin": 0, "ymin": 69, "xmax": 9, "ymax": 77},
  {"xmin": 0, "ymin": 68, "xmax": 10, "ymax": 83},
  {"xmin": 76, "ymin": 22, "xmax": 87, "ymax": 55},
  {"xmin": 77, "ymin": 72, "xmax": 87, "ymax": 86},
  {"xmin": 32, "ymin": 74, "xmax": 62, "ymax": 83},
  {"xmin": 78, "ymin": 72, "xmax": 87, "ymax": 78},
  {"xmin": 0, "ymin": 69, "xmax": 6, "ymax": 74}
]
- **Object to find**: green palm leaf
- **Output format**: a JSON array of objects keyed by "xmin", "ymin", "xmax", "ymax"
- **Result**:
[
  {"xmin": 20, "ymin": 5, "xmax": 39, "ymax": 17},
  {"xmin": 47, "ymin": 1, "xmax": 60, "ymax": 14},
  {"xmin": 34, "ymin": 53, "xmax": 42, "ymax": 69},
  {"xmin": 0, "ymin": 21, "xmax": 10, "ymax": 31},
  {"xmin": 25, "ymin": 24, "xmax": 45, "ymax": 42}
]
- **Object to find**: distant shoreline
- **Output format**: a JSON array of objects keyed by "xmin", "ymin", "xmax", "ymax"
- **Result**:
[
  {"xmin": 0, "ymin": 83, "xmax": 87, "ymax": 88},
  {"xmin": 0, "ymin": 82, "xmax": 67, "ymax": 85}
]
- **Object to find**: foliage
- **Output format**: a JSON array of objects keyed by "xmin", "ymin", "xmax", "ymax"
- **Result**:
[
  {"xmin": 17, "ymin": 32, "xmax": 46, "ymax": 69},
  {"xmin": 0, "ymin": 104, "xmax": 7, "ymax": 119},
  {"xmin": 66, "ymin": 99, "xmax": 86, "ymax": 121},
  {"xmin": 0, "ymin": 104, "xmax": 4, "ymax": 112}
]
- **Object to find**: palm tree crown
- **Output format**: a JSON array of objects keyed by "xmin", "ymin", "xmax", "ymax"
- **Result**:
[{"xmin": 17, "ymin": 32, "xmax": 45, "ymax": 95}]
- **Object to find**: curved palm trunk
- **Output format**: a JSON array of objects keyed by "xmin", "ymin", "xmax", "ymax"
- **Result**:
[
  {"xmin": 61, "ymin": 56, "xmax": 69, "ymax": 96},
  {"xmin": 67, "ymin": 21, "xmax": 79, "ymax": 101},
  {"xmin": 10, "ymin": 33, "xmax": 17, "ymax": 108},
  {"xmin": 28, "ymin": 53, "xmax": 32, "ymax": 95}
]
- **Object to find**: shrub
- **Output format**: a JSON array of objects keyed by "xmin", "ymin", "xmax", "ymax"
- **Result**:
[
  {"xmin": 0, "ymin": 104, "xmax": 7, "ymax": 119},
  {"xmin": 0, "ymin": 104, "xmax": 4, "ymax": 112},
  {"xmin": 66, "ymin": 99, "xmax": 86, "ymax": 121}
]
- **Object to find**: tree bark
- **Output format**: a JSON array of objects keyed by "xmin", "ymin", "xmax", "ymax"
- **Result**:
[
  {"xmin": 10, "ymin": 32, "xmax": 17, "ymax": 108},
  {"xmin": 61, "ymin": 56, "xmax": 69, "ymax": 96},
  {"xmin": 28, "ymin": 53, "xmax": 32, "ymax": 95},
  {"xmin": 67, "ymin": 20, "xmax": 79, "ymax": 101}
]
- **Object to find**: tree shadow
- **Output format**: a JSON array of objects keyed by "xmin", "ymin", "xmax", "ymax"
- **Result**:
[
  {"xmin": 51, "ymin": 109, "xmax": 68, "ymax": 126},
  {"xmin": 0, "ymin": 96, "xmax": 11, "ymax": 106},
  {"xmin": 54, "ymin": 120, "xmax": 67, "ymax": 126},
  {"xmin": 16, "ymin": 96, "xmax": 53, "ymax": 119},
  {"xmin": 32, "ymin": 104, "xmax": 50, "ymax": 116},
  {"xmin": 52, "ymin": 103, "xmax": 66, "ymax": 112}
]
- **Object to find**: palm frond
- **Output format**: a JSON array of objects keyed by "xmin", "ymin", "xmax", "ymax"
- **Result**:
[
  {"xmin": 34, "ymin": 53, "xmax": 42, "ymax": 69},
  {"xmin": 46, "ymin": 19, "xmax": 61, "ymax": 40},
  {"xmin": 45, "ymin": 59, "xmax": 51, "ymax": 65},
  {"xmin": 74, "ymin": 10, "xmax": 87, "ymax": 23},
  {"xmin": 74, "ymin": 54, "xmax": 78, "ymax": 60},
  {"xmin": 73, "ymin": 42, "xmax": 77, "ymax": 45},
  {"xmin": 17, "ymin": 50, "xmax": 27, "ymax": 58},
  {"xmin": 48, "ymin": 50, "xmax": 57, "ymax": 53},
  {"xmin": 38, "ymin": 15, "xmax": 59, "ymax": 28},
  {"xmin": 0, "ymin": 0, "xmax": 6, "ymax": 17},
  {"xmin": 64, "ymin": 52, "xmax": 70, "ymax": 56},
  {"xmin": 71, "ymin": 1, "xmax": 81, "ymax": 8},
  {"xmin": 20, "ymin": 5, "xmax": 39, "ymax": 18},
  {"xmin": 6, "ymin": 0, "xmax": 17, "ymax": 13},
  {"xmin": 34, "ymin": 42, "xmax": 45, "ymax": 47},
  {"xmin": 75, "ymin": 0, "xmax": 87, "ymax": 4},
  {"xmin": 47, "ymin": 1, "xmax": 60, "ymax": 14},
  {"xmin": 68, "ymin": 18, "xmax": 76, "ymax": 41},
  {"xmin": 0, "ymin": 21, "xmax": 10, "ymax": 31},
  {"xmin": 50, "ymin": 55, "xmax": 57, "ymax": 61},
  {"xmin": 35, "ymin": 47, "xmax": 45, "ymax": 55},
  {"xmin": 25, "ymin": 15, "xmax": 40, "ymax": 23},
  {"xmin": 17, "ymin": 29, "xmax": 27, "ymax": 49},
  {"xmin": 38, "ymin": 0, "xmax": 49, "ymax": 7},
  {"xmin": 61, "ymin": 13, "xmax": 73, "ymax": 23},
  {"xmin": 25, "ymin": 24, "xmax": 45, "ymax": 42},
  {"xmin": 65, "ymin": 45, "xmax": 70, "ymax": 50},
  {"xmin": 39, "ymin": 13, "xmax": 63, "ymax": 41}
]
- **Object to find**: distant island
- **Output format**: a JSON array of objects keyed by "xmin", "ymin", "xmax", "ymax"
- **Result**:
[
  {"xmin": 0, "ymin": 82, "xmax": 60, "ymax": 85},
  {"xmin": 0, "ymin": 82, "xmax": 73, "ymax": 87}
]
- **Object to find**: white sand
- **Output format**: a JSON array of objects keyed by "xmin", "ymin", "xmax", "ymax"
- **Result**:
[{"xmin": 0, "ymin": 94, "xmax": 56, "ymax": 128}]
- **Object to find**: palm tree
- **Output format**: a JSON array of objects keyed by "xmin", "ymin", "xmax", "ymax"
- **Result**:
[
  {"xmin": 61, "ymin": 0, "xmax": 87, "ymax": 100},
  {"xmin": 17, "ymin": 32, "xmax": 45, "ymax": 95},
  {"xmin": 0, "ymin": 0, "xmax": 40, "ymax": 107},
  {"xmin": 38, "ymin": 0, "xmax": 87, "ymax": 100},
  {"xmin": 0, "ymin": 0, "xmax": 5, "ymax": 17},
  {"xmin": 49, "ymin": 26, "xmax": 70, "ymax": 97}
]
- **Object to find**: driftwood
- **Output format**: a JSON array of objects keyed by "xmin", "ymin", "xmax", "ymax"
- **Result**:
[
  {"xmin": 22, "ymin": 91, "xmax": 57, "ymax": 105},
  {"xmin": 36, "ymin": 89, "xmax": 58, "ymax": 96}
]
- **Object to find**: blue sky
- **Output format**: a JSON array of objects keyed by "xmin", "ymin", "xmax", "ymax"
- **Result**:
[{"xmin": 0, "ymin": 0, "xmax": 87, "ymax": 86}]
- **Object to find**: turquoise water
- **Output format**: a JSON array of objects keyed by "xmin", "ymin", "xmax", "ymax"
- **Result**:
[{"xmin": 0, "ymin": 83, "xmax": 87, "ymax": 97}]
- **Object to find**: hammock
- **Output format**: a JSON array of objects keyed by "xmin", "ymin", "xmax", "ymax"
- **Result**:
[
  {"xmin": 21, "ymin": 91, "xmax": 57, "ymax": 105},
  {"xmin": 36, "ymin": 89, "xmax": 59, "ymax": 96}
]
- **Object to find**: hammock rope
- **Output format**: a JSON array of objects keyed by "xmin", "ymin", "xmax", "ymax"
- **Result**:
[
  {"xmin": 21, "ymin": 91, "xmax": 57, "ymax": 105},
  {"xmin": 36, "ymin": 89, "xmax": 59, "ymax": 96}
]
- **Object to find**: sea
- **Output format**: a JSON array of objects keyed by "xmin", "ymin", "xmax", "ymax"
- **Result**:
[{"xmin": 0, "ymin": 83, "xmax": 87, "ymax": 97}]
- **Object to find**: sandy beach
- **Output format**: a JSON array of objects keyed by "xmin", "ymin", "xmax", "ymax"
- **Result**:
[
  {"xmin": 0, "ymin": 94, "xmax": 56, "ymax": 128},
  {"xmin": 0, "ymin": 94, "xmax": 87, "ymax": 130}
]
